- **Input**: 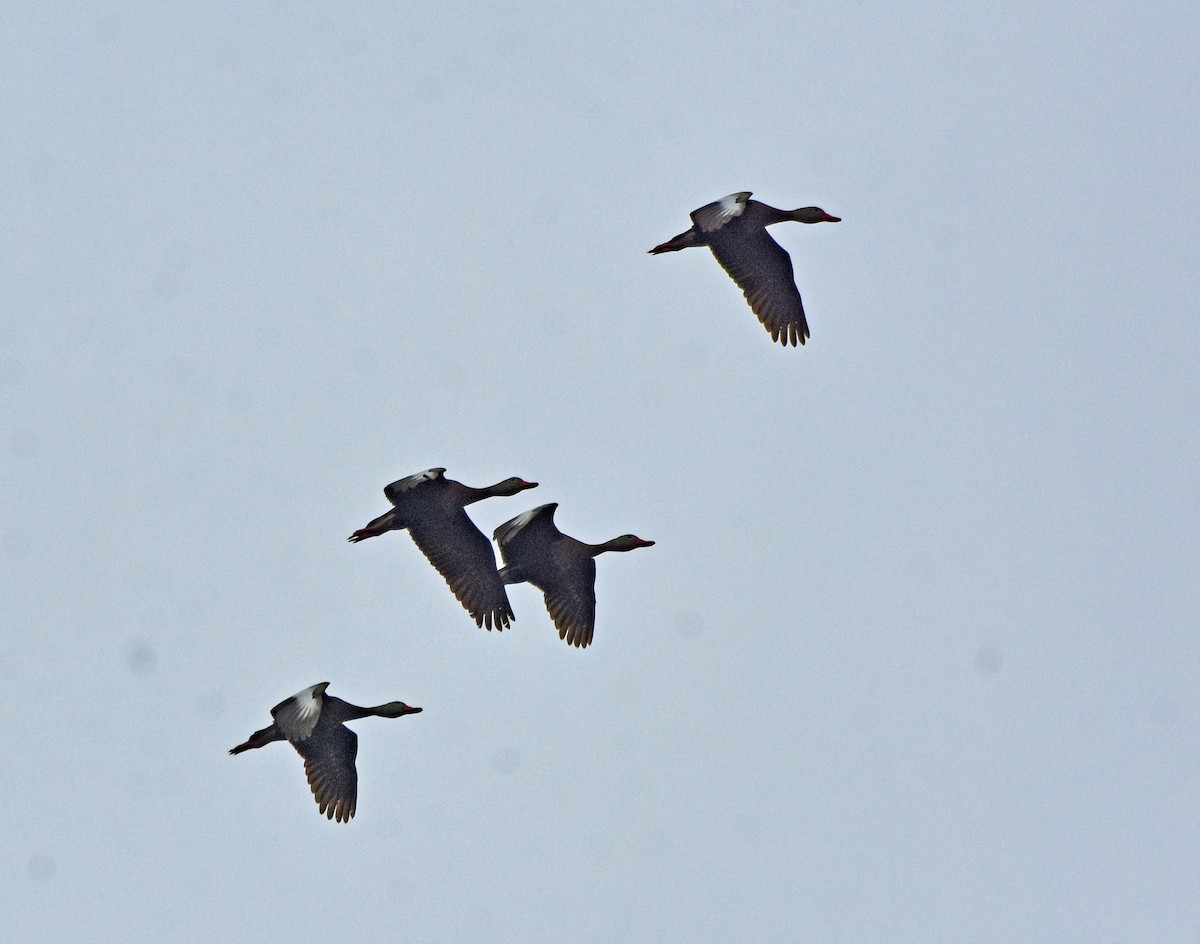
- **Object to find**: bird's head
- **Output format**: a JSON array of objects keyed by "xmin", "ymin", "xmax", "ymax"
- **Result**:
[
  {"xmin": 498, "ymin": 477, "xmax": 539, "ymax": 495},
  {"xmin": 793, "ymin": 206, "xmax": 841, "ymax": 223},
  {"xmin": 609, "ymin": 535, "xmax": 655, "ymax": 552},
  {"xmin": 379, "ymin": 702, "xmax": 423, "ymax": 718}
]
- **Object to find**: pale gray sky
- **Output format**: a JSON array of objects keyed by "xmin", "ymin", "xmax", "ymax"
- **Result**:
[{"xmin": 3, "ymin": 2, "xmax": 1198, "ymax": 942}]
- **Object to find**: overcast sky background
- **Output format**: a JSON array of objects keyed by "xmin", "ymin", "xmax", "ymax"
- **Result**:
[{"xmin": 3, "ymin": 2, "xmax": 1198, "ymax": 942}]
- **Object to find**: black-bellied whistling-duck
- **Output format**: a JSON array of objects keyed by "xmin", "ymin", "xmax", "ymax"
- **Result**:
[
  {"xmin": 650, "ymin": 192, "xmax": 840, "ymax": 346},
  {"xmin": 492, "ymin": 503, "xmax": 654, "ymax": 649},
  {"xmin": 349, "ymin": 468, "xmax": 538, "ymax": 630},
  {"xmin": 229, "ymin": 682, "xmax": 422, "ymax": 823}
]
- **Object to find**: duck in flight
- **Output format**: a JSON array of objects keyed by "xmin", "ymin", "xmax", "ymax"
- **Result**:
[
  {"xmin": 493, "ymin": 503, "xmax": 654, "ymax": 649},
  {"xmin": 349, "ymin": 468, "xmax": 538, "ymax": 630},
  {"xmin": 650, "ymin": 192, "xmax": 840, "ymax": 346},
  {"xmin": 230, "ymin": 682, "xmax": 422, "ymax": 823}
]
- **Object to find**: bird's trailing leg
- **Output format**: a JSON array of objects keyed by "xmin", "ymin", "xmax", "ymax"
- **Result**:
[
  {"xmin": 348, "ymin": 509, "xmax": 401, "ymax": 543},
  {"xmin": 229, "ymin": 723, "xmax": 284, "ymax": 755},
  {"xmin": 649, "ymin": 230, "xmax": 701, "ymax": 254}
]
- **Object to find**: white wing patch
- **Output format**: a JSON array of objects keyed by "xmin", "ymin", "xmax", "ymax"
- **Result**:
[
  {"xmin": 691, "ymin": 192, "xmax": 752, "ymax": 233},
  {"xmin": 495, "ymin": 503, "xmax": 556, "ymax": 546},
  {"xmin": 272, "ymin": 682, "xmax": 327, "ymax": 741},
  {"xmin": 403, "ymin": 467, "xmax": 446, "ymax": 491},
  {"xmin": 392, "ymin": 468, "xmax": 446, "ymax": 493}
]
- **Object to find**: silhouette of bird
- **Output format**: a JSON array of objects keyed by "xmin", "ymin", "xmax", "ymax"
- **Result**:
[
  {"xmin": 230, "ymin": 682, "xmax": 422, "ymax": 823},
  {"xmin": 651, "ymin": 191, "xmax": 840, "ymax": 346},
  {"xmin": 349, "ymin": 468, "xmax": 538, "ymax": 630},
  {"xmin": 493, "ymin": 503, "xmax": 654, "ymax": 648}
]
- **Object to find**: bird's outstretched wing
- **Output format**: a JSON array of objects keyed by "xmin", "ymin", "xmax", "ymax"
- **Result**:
[
  {"xmin": 409, "ymin": 508, "xmax": 514, "ymax": 630},
  {"xmin": 707, "ymin": 227, "xmax": 809, "ymax": 346},
  {"xmin": 538, "ymin": 557, "xmax": 597, "ymax": 649},
  {"xmin": 294, "ymin": 724, "xmax": 358, "ymax": 823}
]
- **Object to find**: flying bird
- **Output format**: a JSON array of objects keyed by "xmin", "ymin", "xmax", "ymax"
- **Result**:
[
  {"xmin": 493, "ymin": 503, "xmax": 654, "ymax": 649},
  {"xmin": 349, "ymin": 468, "xmax": 538, "ymax": 630},
  {"xmin": 650, "ymin": 191, "xmax": 840, "ymax": 346},
  {"xmin": 230, "ymin": 682, "xmax": 422, "ymax": 823}
]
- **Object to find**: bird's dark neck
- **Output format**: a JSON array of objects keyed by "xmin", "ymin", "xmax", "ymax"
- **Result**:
[
  {"xmin": 756, "ymin": 203, "xmax": 792, "ymax": 226},
  {"xmin": 585, "ymin": 537, "xmax": 626, "ymax": 556},
  {"xmin": 321, "ymin": 695, "xmax": 367, "ymax": 723},
  {"xmin": 454, "ymin": 481, "xmax": 491, "ymax": 505},
  {"xmin": 464, "ymin": 479, "xmax": 524, "ymax": 505}
]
